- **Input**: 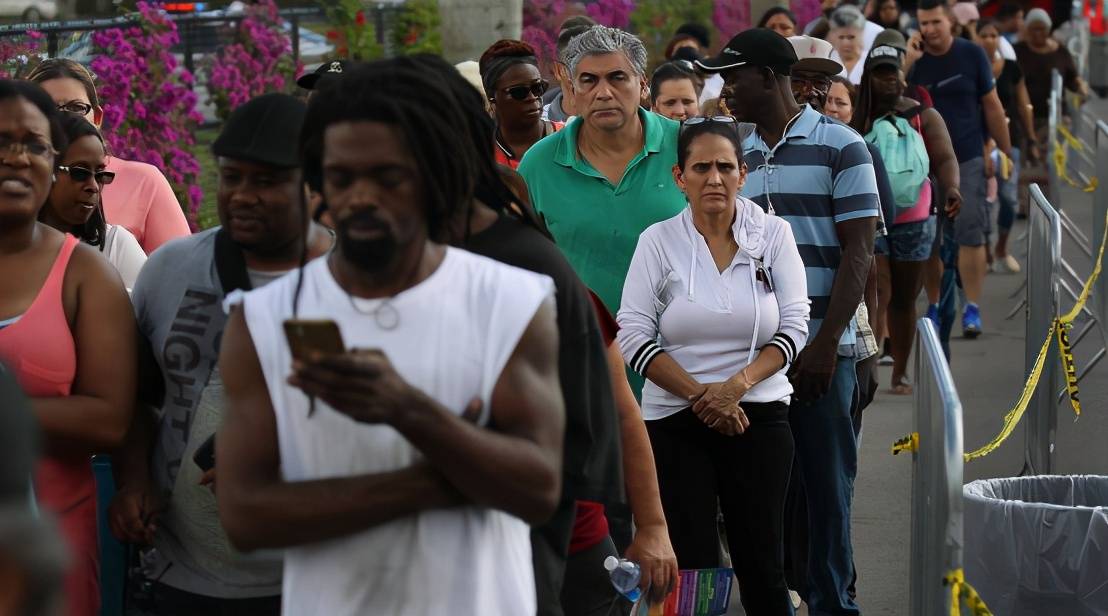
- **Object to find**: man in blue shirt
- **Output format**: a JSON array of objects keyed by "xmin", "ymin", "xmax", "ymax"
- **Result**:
[
  {"xmin": 698, "ymin": 28, "xmax": 879, "ymax": 616},
  {"xmin": 906, "ymin": 0, "xmax": 1012, "ymax": 340}
]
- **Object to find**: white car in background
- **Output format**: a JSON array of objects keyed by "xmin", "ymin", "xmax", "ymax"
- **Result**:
[{"xmin": 0, "ymin": 0, "xmax": 57, "ymax": 21}]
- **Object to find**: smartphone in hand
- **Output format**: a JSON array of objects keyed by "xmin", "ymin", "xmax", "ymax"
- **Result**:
[{"xmin": 283, "ymin": 319, "xmax": 346, "ymax": 361}]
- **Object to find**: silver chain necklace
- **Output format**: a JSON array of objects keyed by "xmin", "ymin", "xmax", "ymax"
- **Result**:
[{"xmin": 346, "ymin": 294, "xmax": 400, "ymax": 330}]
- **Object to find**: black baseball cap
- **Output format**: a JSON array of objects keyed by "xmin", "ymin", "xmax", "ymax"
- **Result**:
[
  {"xmin": 212, "ymin": 93, "xmax": 307, "ymax": 168},
  {"xmin": 695, "ymin": 28, "xmax": 798, "ymax": 76},
  {"xmin": 297, "ymin": 59, "xmax": 349, "ymax": 90},
  {"xmin": 865, "ymin": 44, "xmax": 903, "ymax": 71}
]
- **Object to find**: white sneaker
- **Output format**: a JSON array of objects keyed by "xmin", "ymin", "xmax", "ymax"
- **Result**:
[
  {"xmin": 789, "ymin": 589, "xmax": 802, "ymax": 609},
  {"xmin": 994, "ymin": 254, "xmax": 1021, "ymax": 273}
]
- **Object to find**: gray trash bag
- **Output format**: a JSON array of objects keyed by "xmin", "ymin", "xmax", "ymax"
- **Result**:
[{"xmin": 964, "ymin": 475, "xmax": 1108, "ymax": 616}]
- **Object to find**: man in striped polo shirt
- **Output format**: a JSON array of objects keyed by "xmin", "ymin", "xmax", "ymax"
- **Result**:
[{"xmin": 698, "ymin": 28, "xmax": 879, "ymax": 616}]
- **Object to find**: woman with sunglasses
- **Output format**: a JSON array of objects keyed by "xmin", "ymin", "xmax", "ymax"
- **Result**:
[
  {"xmin": 618, "ymin": 117, "xmax": 808, "ymax": 615},
  {"xmin": 0, "ymin": 79, "xmax": 136, "ymax": 616},
  {"xmin": 39, "ymin": 114, "xmax": 146, "ymax": 290},
  {"xmin": 27, "ymin": 59, "xmax": 190, "ymax": 254},
  {"xmin": 649, "ymin": 61, "xmax": 703, "ymax": 122},
  {"xmin": 479, "ymin": 40, "xmax": 563, "ymax": 170}
]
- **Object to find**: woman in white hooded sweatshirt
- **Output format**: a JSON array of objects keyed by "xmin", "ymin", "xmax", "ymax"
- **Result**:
[{"xmin": 617, "ymin": 117, "xmax": 809, "ymax": 616}]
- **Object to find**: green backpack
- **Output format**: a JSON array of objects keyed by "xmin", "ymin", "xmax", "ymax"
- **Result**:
[{"xmin": 865, "ymin": 112, "xmax": 930, "ymax": 217}]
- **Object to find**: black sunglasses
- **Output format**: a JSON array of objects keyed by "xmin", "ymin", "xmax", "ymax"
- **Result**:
[
  {"xmin": 500, "ymin": 80, "xmax": 549, "ymax": 101},
  {"xmin": 670, "ymin": 59, "xmax": 697, "ymax": 73},
  {"xmin": 58, "ymin": 164, "xmax": 115, "ymax": 185},
  {"xmin": 680, "ymin": 115, "xmax": 740, "ymax": 134},
  {"xmin": 57, "ymin": 101, "xmax": 93, "ymax": 116}
]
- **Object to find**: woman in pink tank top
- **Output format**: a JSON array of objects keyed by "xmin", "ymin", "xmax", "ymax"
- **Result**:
[{"xmin": 0, "ymin": 80, "xmax": 137, "ymax": 616}]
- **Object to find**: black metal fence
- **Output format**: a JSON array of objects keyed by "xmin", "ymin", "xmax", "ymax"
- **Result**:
[{"xmin": 0, "ymin": 5, "xmax": 400, "ymax": 73}]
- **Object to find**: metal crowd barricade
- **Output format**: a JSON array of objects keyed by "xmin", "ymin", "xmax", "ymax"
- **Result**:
[
  {"xmin": 908, "ymin": 319, "xmax": 965, "ymax": 616},
  {"xmin": 1047, "ymin": 70, "xmax": 1095, "ymax": 255},
  {"xmin": 1006, "ymin": 70, "xmax": 1087, "ymax": 322},
  {"xmin": 1034, "ymin": 71, "xmax": 1106, "ymax": 378},
  {"xmin": 1024, "ymin": 184, "xmax": 1062, "ymax": 475},
  {"xmin": 1097, "ymin": 120, "xmax": 1108, "ymax": 340}
]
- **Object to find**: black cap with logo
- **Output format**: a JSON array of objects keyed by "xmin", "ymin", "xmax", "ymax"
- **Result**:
[
  {"xmin": 695, "ymin": 28, "xmax": 799, "ymax": 76},
  {"xmin": 297, "ymin": 59, "xmax": 349, "ymax": 90}
]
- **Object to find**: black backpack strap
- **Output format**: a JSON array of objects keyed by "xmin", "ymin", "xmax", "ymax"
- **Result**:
[
  {"xmin": 899, "ymin": 103, "xmax": 925, "ymax": 121},
  {"xmin": 213, "ymin": 227, "xmax": 252, "ymax": 296}
]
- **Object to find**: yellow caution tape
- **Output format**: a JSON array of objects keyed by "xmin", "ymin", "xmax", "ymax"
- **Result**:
[
  {"xmin": 945, "ymin": 568, "xmax": 993, "ymax": 616},
  {"xmin": 1056, "ymin": 320, "xmax": 1081, "ymax": 417},
  {"xmin": 964, "ymin": 318, "xmax": 1057, "ymax": 462},
  {"xmin": 962, "ymin": 209, "xmax": 1108, "ymax": 461},
  {"xmin": 1059, "ymin": 207, "xmax": 1108, "ymax": 325},
  {"xmin": 1058, "ymin": 124, "xmax": 1085, "ymax": 152},
  {"xmin": 891, "ymin": 432, "xmax": 919, "ymax": 455},
  {"xmin": 1053, "ymin": 139, "xmax": 1098, "ymax": 193}
]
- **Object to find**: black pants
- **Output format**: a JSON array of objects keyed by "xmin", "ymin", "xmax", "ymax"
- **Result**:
[
  {"xmin": 561, "ymin": 535, "xmax": 628, "ymax": 616},
  {"xmin": 646, "ymin": 402, "xmax": 794, "ymax": 616},
  {"xmin": 132, "ymin": 583, "xmax": 280, "ymax": 616},
  {"xmin": 532, "ymin": 499, "xmax": 577, "ymax": 616}
]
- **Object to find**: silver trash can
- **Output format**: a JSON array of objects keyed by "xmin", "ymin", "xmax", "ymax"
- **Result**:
[{"xmin": 964, "ymin": 475, "xmax": 1108, "ymax": 615}]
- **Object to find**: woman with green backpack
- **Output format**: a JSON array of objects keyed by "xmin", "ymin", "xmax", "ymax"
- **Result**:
[{"xmin": 850, "ymin": 31, "xmax": 962, "ymax": 394}]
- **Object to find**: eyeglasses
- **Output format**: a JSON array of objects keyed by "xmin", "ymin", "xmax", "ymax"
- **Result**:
[
  {"xmin": 791, "ymin": 75, "xmax": 832, "ymax": 94},
  {"xmin": 500, "ymin": 80, "xmax": 549, "ymax": 101},
  {"xmin": 57, "ymin": 101, "xmax": 93, "ymax": 116},
  {"xmin": 680, "ymin": 115, "xmax": 739, "ymax": 134},
  {"xmin": 0, "ymin": 136, "xmax": 57, "ymax": 160},
  {"xmin": 57, "ymin": 164, "xmax": 115, "ymax": 185}
]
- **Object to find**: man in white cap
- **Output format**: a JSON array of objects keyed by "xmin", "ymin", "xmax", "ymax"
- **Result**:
[{"xmin": 786, "ymin": 35, "xmax": 894, "ymax": 609}]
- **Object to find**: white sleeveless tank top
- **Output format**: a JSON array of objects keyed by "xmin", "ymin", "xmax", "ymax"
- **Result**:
[{"xmin": 240, "ymin": 247, "xmax": 555, "ymax": 615}]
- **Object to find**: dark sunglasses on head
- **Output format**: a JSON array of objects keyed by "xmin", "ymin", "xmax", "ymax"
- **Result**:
[
  {"xmin": 500, "ymin": 80, "xmax": 549, "ymax": 101},
  {"xmin": 57, "ymin": 101, "xmax": 93, "ymax": 116},
  {"xmin": 670, "ymin": 59, "xmax": 697, "ymax": 73},
  {"xmin": 58, "ymin": 164, "xmax": 115, "ymax": 185},
  {"xmin": 680, "ymin": 115, "xmax": 739, "ymax": 134}
]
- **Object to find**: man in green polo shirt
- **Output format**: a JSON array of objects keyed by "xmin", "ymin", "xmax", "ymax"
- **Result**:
[{"xmin": 518, "ymin": 26, "xmax": 686, "ymax": 318}]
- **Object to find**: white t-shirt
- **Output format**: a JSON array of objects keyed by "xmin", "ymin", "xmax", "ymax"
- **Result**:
[
  {"xmin": 103, "ymin": 223, "xmax": 146, "ymax": 291},
  {"xmin": 240, "ymin": 248, "xmax": 554, "ymax": 615}
]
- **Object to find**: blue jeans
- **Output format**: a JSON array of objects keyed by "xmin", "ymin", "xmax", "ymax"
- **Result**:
[
  {"xmin": 789, "ymin": 355, "xmax": 860, "ymax": 615},
  {"xmin": 997, "ymin": 147, "xmax": 1021, "ymax": 233}
]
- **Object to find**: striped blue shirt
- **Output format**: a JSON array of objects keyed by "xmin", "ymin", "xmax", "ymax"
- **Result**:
[{"xmin": 740, "ymin": 105, "xmax": 879, "ymax": 344}]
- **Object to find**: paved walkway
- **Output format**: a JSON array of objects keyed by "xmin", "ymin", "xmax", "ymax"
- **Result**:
[{"xmin": 729, "ymin": 96, "xmax": 1108, "ymax": 615}]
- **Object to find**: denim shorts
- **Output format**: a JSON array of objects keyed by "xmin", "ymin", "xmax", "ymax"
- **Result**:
[{"xmin": 886, "ymin": 216, "xmax": 937, "ymax": 262}]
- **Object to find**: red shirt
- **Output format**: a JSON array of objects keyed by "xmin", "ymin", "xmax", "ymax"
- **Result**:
[
  {"xmin": 493, "ymin": 121, "xmax": 564, "ymax": 170},
  {"xmin": 569, "ymin": 291, "xmax": 621, "ymax": 554}
]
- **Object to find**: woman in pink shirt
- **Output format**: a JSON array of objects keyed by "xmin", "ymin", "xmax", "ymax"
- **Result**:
[
  {"xmin": 0, "ymin": 79, "xmax": 136, "ymax": 616},
  {"xmin": 27, "ymin": 59, "xmax": 191, "ymax": 254}
]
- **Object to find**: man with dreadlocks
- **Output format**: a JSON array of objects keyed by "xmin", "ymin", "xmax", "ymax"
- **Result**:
[
  {"xmin": 107, "ymin": 93, "xmax": 332, "ymax": 614},
  {"xmin": 410, "ymin": 54, "xmax": 677, "ymax": 614},
  {"xmin": 216, "ymin": 60, "xmax": 565, "ymax": 615}
]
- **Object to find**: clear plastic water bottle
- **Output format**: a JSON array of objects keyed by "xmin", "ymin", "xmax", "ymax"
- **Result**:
[{"xmin": 604, "ymin": 555, "xmax": 642, "ymax": 602}]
